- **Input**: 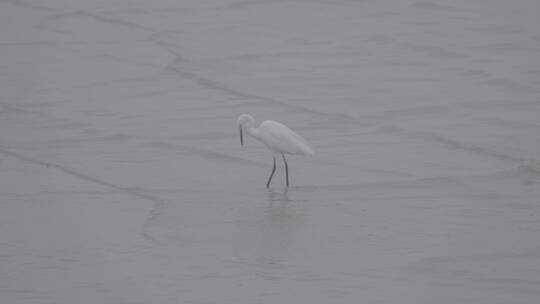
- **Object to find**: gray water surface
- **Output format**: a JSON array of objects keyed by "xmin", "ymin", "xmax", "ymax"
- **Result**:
[{"xmin": 1, "ymin": 0, "xmax": 540, "ymax": 303}]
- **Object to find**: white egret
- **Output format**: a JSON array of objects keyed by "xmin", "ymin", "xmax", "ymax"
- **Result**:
[{"xmin": 237, "ymin": 114, "xmax": 314, "ymax": 188}]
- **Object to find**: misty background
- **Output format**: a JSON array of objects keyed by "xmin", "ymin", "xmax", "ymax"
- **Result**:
[{"xmin": 1, "ymin": 0, "xmax": 540, "ymax": 303}]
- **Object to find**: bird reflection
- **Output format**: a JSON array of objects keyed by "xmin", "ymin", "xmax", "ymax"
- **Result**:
[{"xmin": 267, "ymin": 187, "xmax": 289, "ymax": 206}]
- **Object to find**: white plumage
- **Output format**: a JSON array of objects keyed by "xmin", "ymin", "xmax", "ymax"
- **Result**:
[
  {"xmin": 258, "ymin": 120, "xmax": 314, "ymax": 156},
  {"xmin": 237, "ymin": 114, "xmax": 314, "ymax": 188}
]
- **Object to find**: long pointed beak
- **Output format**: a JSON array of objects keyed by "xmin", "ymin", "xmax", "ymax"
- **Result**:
[{"xmin": 239, "ymin": 126, "xmax": 243, "ymax": 146}]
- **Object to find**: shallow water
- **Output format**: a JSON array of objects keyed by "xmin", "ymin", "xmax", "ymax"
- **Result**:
[{"xmin": 1, "ymin": 0, "xmax": 540, "ymax": 303}]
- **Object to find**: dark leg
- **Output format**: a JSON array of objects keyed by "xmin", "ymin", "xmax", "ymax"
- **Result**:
[
  {"xmin": 282, "ymin": 153, "xmax": 289, "ymax": 187},
  {"xmin": 266, "ymin": 156, "xmax": 276, "ymax": 188}
]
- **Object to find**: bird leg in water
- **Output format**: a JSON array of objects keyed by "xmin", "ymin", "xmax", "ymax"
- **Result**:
[
  {"xmin": 282, "ymin": 153, "xmax": 289, "ymax": 187},
  {"xmin": 267, "ymin": 156, "xmax": 276, "ymax": 188}
]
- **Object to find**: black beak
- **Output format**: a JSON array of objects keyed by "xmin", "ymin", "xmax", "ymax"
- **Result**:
[{"xmin": 239, "ymin": 126, "xmax": 243, "ymax": 146}]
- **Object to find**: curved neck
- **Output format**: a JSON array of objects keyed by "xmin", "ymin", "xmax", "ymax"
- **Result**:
[{"xmin": 246, "ymin": 125, "xmax": 261, "ymax": 140}]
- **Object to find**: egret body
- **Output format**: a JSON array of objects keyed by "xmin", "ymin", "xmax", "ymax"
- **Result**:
[{"xmin": 237, "ymin": 114, "xmax": 314, "ymax": 188}]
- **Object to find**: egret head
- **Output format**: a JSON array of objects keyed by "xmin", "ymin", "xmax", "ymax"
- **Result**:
[{"xmin": 237, "ymin": 114, "xmax": 255, "ymax": 146}]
